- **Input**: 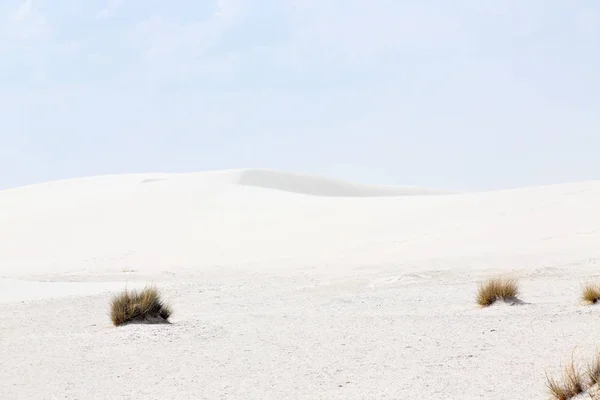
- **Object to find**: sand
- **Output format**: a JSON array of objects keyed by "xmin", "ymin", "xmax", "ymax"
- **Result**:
[{"xmin": 1, "ymin": 169, "xmax": 599, "ymax": 399}]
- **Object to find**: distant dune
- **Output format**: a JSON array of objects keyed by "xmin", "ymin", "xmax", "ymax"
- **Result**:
[
  {"xmin": 0, "ymin": 169, "xmax": 598, "ymax": 280},
  {"xmin": 236, "ymin": 168, "xmax": 454, "ymax": 196},
  {"xmin": 0, "ymin": 168, "xmax": 454, "ymax": 197}
]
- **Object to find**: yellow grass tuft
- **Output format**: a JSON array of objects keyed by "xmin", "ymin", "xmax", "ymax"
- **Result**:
[
  {"xmin": 588, "ymin": 352, "xmax": 600, "ymax": 387},
  {"xmin": 546, "ymin": 355, "xmax": 585, "ymax": 400},
  {"xmin": 110, "ymin": 285, "xmax": 172, "ymax": 327},
  {"xmin": 476, "ymin": 277, "xmax": 520, "ymax": 307},
  {"xmin": 582, "ymin": 282, "xmax": 600, "ymax": 305}
]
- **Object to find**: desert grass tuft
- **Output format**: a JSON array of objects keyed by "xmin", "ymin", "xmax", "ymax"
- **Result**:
[
  {"xmin": 588, "ymin": 352, "xmax": 600, "ymax": 387},
  {"xmin": 546, "ymin": 356, "xmax": 585, "ymax": 400},
  {"xmin": 110, "ymin": 285, "xmax": 172, "ymax": 327},
  {"xmin": 582, "ymin": 282, "xmax": 600, "ymax": 304},
  {"xmin": 476, "ymin": 277, "xmax": 520, "ymax": 307}
]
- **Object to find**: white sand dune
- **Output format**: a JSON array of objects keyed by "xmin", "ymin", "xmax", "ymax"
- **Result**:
[
  {"xmin": 237, "ymin": 168, "xmax": 454, "ymax": 196},
  {"xmin": 1, "ymin": 169, "xmax": 600, "ymax": 399}
]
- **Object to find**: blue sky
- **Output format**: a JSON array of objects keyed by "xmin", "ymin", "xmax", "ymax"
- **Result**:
[{"xmin": 1, "ymin": 0, "xmax": 599, "ymax": 191}]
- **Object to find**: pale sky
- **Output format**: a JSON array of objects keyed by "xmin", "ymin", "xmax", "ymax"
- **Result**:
[{"xmin": 1, "ymin": 0, "xmax": 599, "ymax": 191}]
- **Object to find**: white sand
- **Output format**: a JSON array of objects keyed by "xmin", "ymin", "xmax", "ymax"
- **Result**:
[{"xmin": 1, "ymin": 168, "xmax": 599, "ymax": 399}]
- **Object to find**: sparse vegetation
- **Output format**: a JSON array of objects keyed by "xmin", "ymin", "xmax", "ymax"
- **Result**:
[
  {"xmin": 476, "ymin": 277, "xmax": 520, "ymax": 307},
  {"xmin": 544, "ymin": 350, "xmax": 600, "ymax": 399},
  {"xmin": 546, "ymin": 357, "xmax": 585, "ymax": 400},
  {"xmin": 582, "ymin": 282, "xmax": 600, "ymax": 304},
  {"xmin": 588, "ymin": 353, "xmax": 600, "ymax": 387},
  {"xmin": 110, "ymin": 285, "xmax": 172, "ymax": 326}
]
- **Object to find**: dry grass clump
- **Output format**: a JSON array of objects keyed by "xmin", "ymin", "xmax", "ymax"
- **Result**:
[
  {"xmin": 546, "ymin": 357, "xmax": 585, "ymax": 399},
  {"xmin": 544, "ymin": 350, "xmax": 600, "ymax": 399},
  {"xmin": 476, "ymin": 277, "xmax": 520, "ymax": 307},
  {"xmin": 110, "ymin": 285, "xmax": 172, "ymax": 327},
  {"xmin": 588, "ymin": 353, "xmax": 600, "ymax": 387},
  {"xmin": 582, "ymin": 282, "xmax": 600, "ymax": 304}
]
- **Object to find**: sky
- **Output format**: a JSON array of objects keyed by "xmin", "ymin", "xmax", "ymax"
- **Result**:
[{"xmin": 0, "ymin": 0, "xmax": 599, "ymax": 191}]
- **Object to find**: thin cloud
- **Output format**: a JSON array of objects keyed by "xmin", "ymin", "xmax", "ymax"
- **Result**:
[
  {"xmin": 128, "ymin": 2, "xmax": 244, "ymax": 81},
  {"xmin": 10, "ymin": 0, "xmax": 32, "ymax": 22},
  {"xmin": 2, "ymin": 0, "xmax": 599, "ymax": 88},
  {"xmin": 215, "ymin": 0, "xmax": 240, "ymax": 20},
  {"xmin": 96, "ymin": 0, "xmax": 124, "ymax": 19},
  {"xmin": 6, "ymin": 0, "xmax": 50, "ymax": 40}
]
